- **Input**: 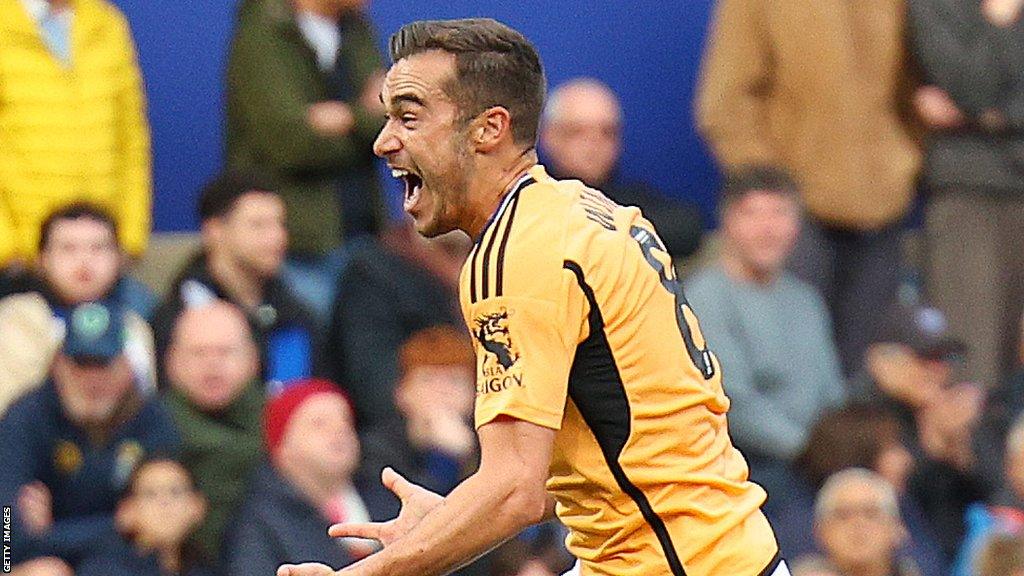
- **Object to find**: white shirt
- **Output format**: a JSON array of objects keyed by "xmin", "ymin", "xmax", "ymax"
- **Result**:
[
  {"xmin": 295, "ymin": 10, "xmax": 340, "ymax": 71},
  {"xmin": 19, "ymin": 0, "xmax": 74, "ymax": 65}
]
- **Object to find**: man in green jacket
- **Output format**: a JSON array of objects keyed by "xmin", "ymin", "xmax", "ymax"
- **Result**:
[
  {"xmin": 225, "ymin": 0, "xmax": 386, "ymax": 322},
  {"xmin": 163, "ymin": 301, "xmax": 266, "ymax": 564}
]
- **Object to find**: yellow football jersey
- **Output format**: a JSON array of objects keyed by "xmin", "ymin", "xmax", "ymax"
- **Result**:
[{"xmin": 460, "ymin": 165, "xmax": 780, "ymax": 576}]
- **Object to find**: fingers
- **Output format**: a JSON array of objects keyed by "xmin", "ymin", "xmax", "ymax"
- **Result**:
[
  {"xmin": 277, "ymin": 563, "xmax": 337, "ymax": 576},
  {"xmin": 328, "ymin": 521, "xmax": 384, "ymax": 541},
  {"xmin": 18, "ymin": 482, "xmax": 50, "ymax": 504},
  {"xmin": 381, "ymin": 467, "xmax": 425, "ymax": 503}
]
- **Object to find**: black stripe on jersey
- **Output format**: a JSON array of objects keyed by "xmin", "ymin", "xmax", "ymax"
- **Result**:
[
  {"xmin": 562, "ymin": 260, "xmax": 688, "ymax": 576},
  {"xmin": 471, "ymin": 175, "xmax": 535, "ymax": 303},
  {"xmin": 469, "ymin": 244, "xmax": 480, "ymax": 303},
  {"xmin": 494, "ymin": 190, "xmax": 522, "ymax": 297},
  {"xmin": 479, "ymin": 214, "xmax": 501, "ymax": 300}
]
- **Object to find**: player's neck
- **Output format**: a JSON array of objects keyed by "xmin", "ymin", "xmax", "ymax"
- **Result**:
[
  {"xmin": 463, "ymin": 149, "xmax": 538, "ymax": 239},
  {"xmin": 720, "ymin": 250, "xmax": 778, "ymax": 287}
]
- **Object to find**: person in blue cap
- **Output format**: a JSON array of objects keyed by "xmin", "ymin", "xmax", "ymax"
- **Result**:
[{"xmin": 0, "ymin": 301, "xmax": 180, "ymax": 574}]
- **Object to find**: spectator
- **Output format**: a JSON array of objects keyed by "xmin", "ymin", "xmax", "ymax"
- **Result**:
[
  {"xmin": 907, "ymin": 0, "xmax": 1024, "ymax": 390},
  {"xmin": 771, "ymin": 404, "xmax": 945, "ymax": 576},
  {"xmin": 77, "ymin": 457, "xmax": 213, "ymax": 576},
  {"xmin": 973, "ymin": 533, "xmax": 1024, "ymax": 576},
  {"xmin": 852, "ymin": 301, "xmax": 994, "ymax": 562},
  {"xmin": 327, "ymin": 223, "xmax": 468, "ymax": 430},
  {"xmin": 489, "ymin": 538, "xmax": 560, "ymax": 576},
  {"xmin": 163, "ymin": 302, "xmax": 265, "ymax": 564},
  {"xmin": 361, "ymin": 326, "xmax": 477, "ymax": 496},
  {"xmin": 789, "ymin": 555, "xmax": 842, "ymax": 576},
  {"xmin": 152, "ymin": 170, "xmax": 318, "ymax": 388},
  {"xmin": 0, "ymin": 302, "xmax": 179, "ymax": 568},
  {"xmin": 0, "ymin": 204, "xmax": 157, "ymax": 415},
  {"xmin": 224, "ymin": 379, "xmax": 391, "ymax": 576},
  {"xmin": 0, "ymin": 0, "xmax": 150, "ymax": 267},
  {"xmin": 952, "ymin": 413, "xmax": 1024, "ymax": 576},
  {"xmin": 226, "ymin": 0, "xmax": 387, "ymax": 321},
  {"xmin": 696, "ymin": 0, "xmax": 921, "ymax": 375},
  {"xmin": 980, "ymin": 361, "xmax": 1024, "ymax": 486},
  {"xmin": 539, "ymin": 78, "xmax": 703, "ymax": 260},
  {"xmin": 685, "ymin": 167, "xmax": 845, "ymax": 498},
  {"xmin": 814, "ymin": 469, "xmax": 922, "ymax": 576}
]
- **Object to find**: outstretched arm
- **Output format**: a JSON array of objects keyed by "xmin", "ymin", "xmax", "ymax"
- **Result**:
[{"xmin": 279, "ymin": 416, "xmax": 555, "ymax": 576}]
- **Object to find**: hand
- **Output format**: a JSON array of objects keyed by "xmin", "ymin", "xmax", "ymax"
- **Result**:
[
  {"xmin": 328, "ymin": 467, "xmax": 444, "ymax": 546},
  {"xmin": 17, "ymin": 482, "xmax": 52, "ymax": 536},
  {"xmin": 917, "ymin": 382, "xmax": 984, "ymax": 469},
  {"xmin": 277, "ymin": 468, "xmax": 444, "ymax": 576},
  {"xmin": 308, "ymin": 101, "xmax": 355, "ymax": 136},
  {"xmin": 427, "ymin": 412, "xmax": 476, "ymax": 458},
  {"xmin": 277, "ymin": 563, "xmax": 338, "ymax": 576},
  {"xmin": 983, "ymin": 0, "xmax": 1024, "ymax": 26},
  {"xmin": 914, "ymin": 86, "xmax": 965, "ymax": 130},
  {"xmin": 10, "ymin": 557, "xmax": 73, "ymax": 576}
]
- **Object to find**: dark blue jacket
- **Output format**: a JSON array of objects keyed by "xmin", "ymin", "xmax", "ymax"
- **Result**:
[
  {"xmin": 223, "ymin": 462, "xmax": 392, "ymax": 576},
  {"xmin": 0, "ymin": 380, "xmax": 181, "ymax": 566},
  {"xmin": 77, "ymin": 536, "xmax": 215, "ymax": 576}
]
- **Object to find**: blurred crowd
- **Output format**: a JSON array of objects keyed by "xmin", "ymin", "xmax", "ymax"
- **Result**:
[{"xmin": 0, "ymin": 0, "xmax": 1021, "ymax": 575}]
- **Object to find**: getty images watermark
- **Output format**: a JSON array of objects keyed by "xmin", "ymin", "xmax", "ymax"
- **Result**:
[{"xmin": 3, "ymin": 506, "xmax": 11, "ymax": 573}]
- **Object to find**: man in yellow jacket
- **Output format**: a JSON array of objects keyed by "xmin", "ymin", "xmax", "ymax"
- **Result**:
[{"xmin": 0, "ymin": 0, "xmax": 151, "ymax": 266}]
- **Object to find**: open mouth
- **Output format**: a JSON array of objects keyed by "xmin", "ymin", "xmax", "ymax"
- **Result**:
[{"xmin": 391, "ymin": 168, "xmax": 423, "ymax": 210}]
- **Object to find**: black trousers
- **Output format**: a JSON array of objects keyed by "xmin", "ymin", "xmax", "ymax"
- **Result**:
[{"xmin": 788, "ymin": 216, "xmax": 902, "ymax": 376}]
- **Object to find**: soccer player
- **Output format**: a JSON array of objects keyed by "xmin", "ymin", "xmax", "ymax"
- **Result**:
[{"xmin": 279, "ymin": 18, "xmax": 785, "ymax": 576}]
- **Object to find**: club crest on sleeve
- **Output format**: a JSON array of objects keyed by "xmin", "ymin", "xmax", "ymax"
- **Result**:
[{"xmin": 472, "ymin": 307, "xmax": 523, "ymax": 394}]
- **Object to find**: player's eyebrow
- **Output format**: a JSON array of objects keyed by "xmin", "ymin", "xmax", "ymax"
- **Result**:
[{"xmin": 390, "ymin": 92, "xmax": 426, "ymax": 108}]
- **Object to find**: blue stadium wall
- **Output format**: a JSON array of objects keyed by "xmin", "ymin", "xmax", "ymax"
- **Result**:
[{"xmin": 112, "ymin": 0, "xmax": 720, "ymax": 232}]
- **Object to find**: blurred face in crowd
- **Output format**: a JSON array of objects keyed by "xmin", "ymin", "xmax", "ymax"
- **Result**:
[
  {"xmin": 721, "ymin": 189, "xmax": 800, "ymax": 282},
  {"xmin": 396, "ymin": 364, "xmax": 475, "ymax": 421},
  {"xmin": 39, "ymin": 217, "xmax": 121, "ymax": 304},
  {"xmin": 866, "ymin": 343, "xmax": 953, "ymax": 409},
  {"xmin": 278, "ymin": 394, "xmax": 360, "ymax": 485},
  {"xmin": 118, "ymin": 460, "xmax": 205, "ymax": 549},
  {"xmin": 540, "ymin": 81, "xmax": 622, "ymax": 187},
  {"xmin": 167, "ymin": 303, "xmax": 259, "ymax": 412},
  {"xmin": 204, "ymin": 192, "xmax": 287, "ymax": 279},
  {"xmin": 816, "ymin": 476, "xmax": 904, "ymax": 574},
  {"xmin": 375, "ymin": 50, "xmax": 476, "ymax": 237},
  {"xmin": 53, "ymin": 354, "xmax": 133, "ymax": 426}
]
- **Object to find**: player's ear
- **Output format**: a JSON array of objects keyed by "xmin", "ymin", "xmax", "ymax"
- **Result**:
[{"xmin": 473, "ymin": 106, "xmax": 512, "ymax": 152}]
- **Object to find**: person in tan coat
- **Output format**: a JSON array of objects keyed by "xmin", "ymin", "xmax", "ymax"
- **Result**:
[{"xmin": 696, "ymin": 0, "xmax": 921, "ymax": 375}]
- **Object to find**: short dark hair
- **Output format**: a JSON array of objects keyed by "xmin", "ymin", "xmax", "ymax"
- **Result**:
[
  {"xmin": 719, "ymin": 165, "xmax": 798, "ymax": 216},
  {"xmin": 39, "ymin": 202, "xmax": 120, "ymax": 252},
  {"xmin": 389, "ymin": 18, "xmax": 546, "ymax": 147},
  {"xmin": 796, "ymin": 403, "xmax": 904, "ymax": 490},
  {"xmin": 197, "ymin": 169, "xmax": 280, "ymax": 222}
]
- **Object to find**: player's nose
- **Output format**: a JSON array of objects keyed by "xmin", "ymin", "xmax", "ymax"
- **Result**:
[{"xmin": 373, "ymin": 121, "xmax": 401, "ymax": 158}]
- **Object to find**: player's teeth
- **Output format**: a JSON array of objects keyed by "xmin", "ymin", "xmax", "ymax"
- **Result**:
[{"xmin": 391, "ymin": 168, "xmax": 409, "ymax": 179}]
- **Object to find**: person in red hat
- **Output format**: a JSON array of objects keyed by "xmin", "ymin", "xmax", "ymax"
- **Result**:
[{"xmin": 223, "ymin": 379, "xmax": 391, "ymax": 576}]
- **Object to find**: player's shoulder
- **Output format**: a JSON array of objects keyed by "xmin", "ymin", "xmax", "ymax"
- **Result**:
[
  {"xmin": 512, "ymin": 165, "xmax": 638, "ymax": 240},
  {"xmin": 463, "ymin": 166, "xmax": 577, "ymax": 303}
]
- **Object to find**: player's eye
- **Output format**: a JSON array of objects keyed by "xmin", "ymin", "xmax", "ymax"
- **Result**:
[{"xmin": 401, "ymin": 114, "xmax": 417, "ymax": 128}]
